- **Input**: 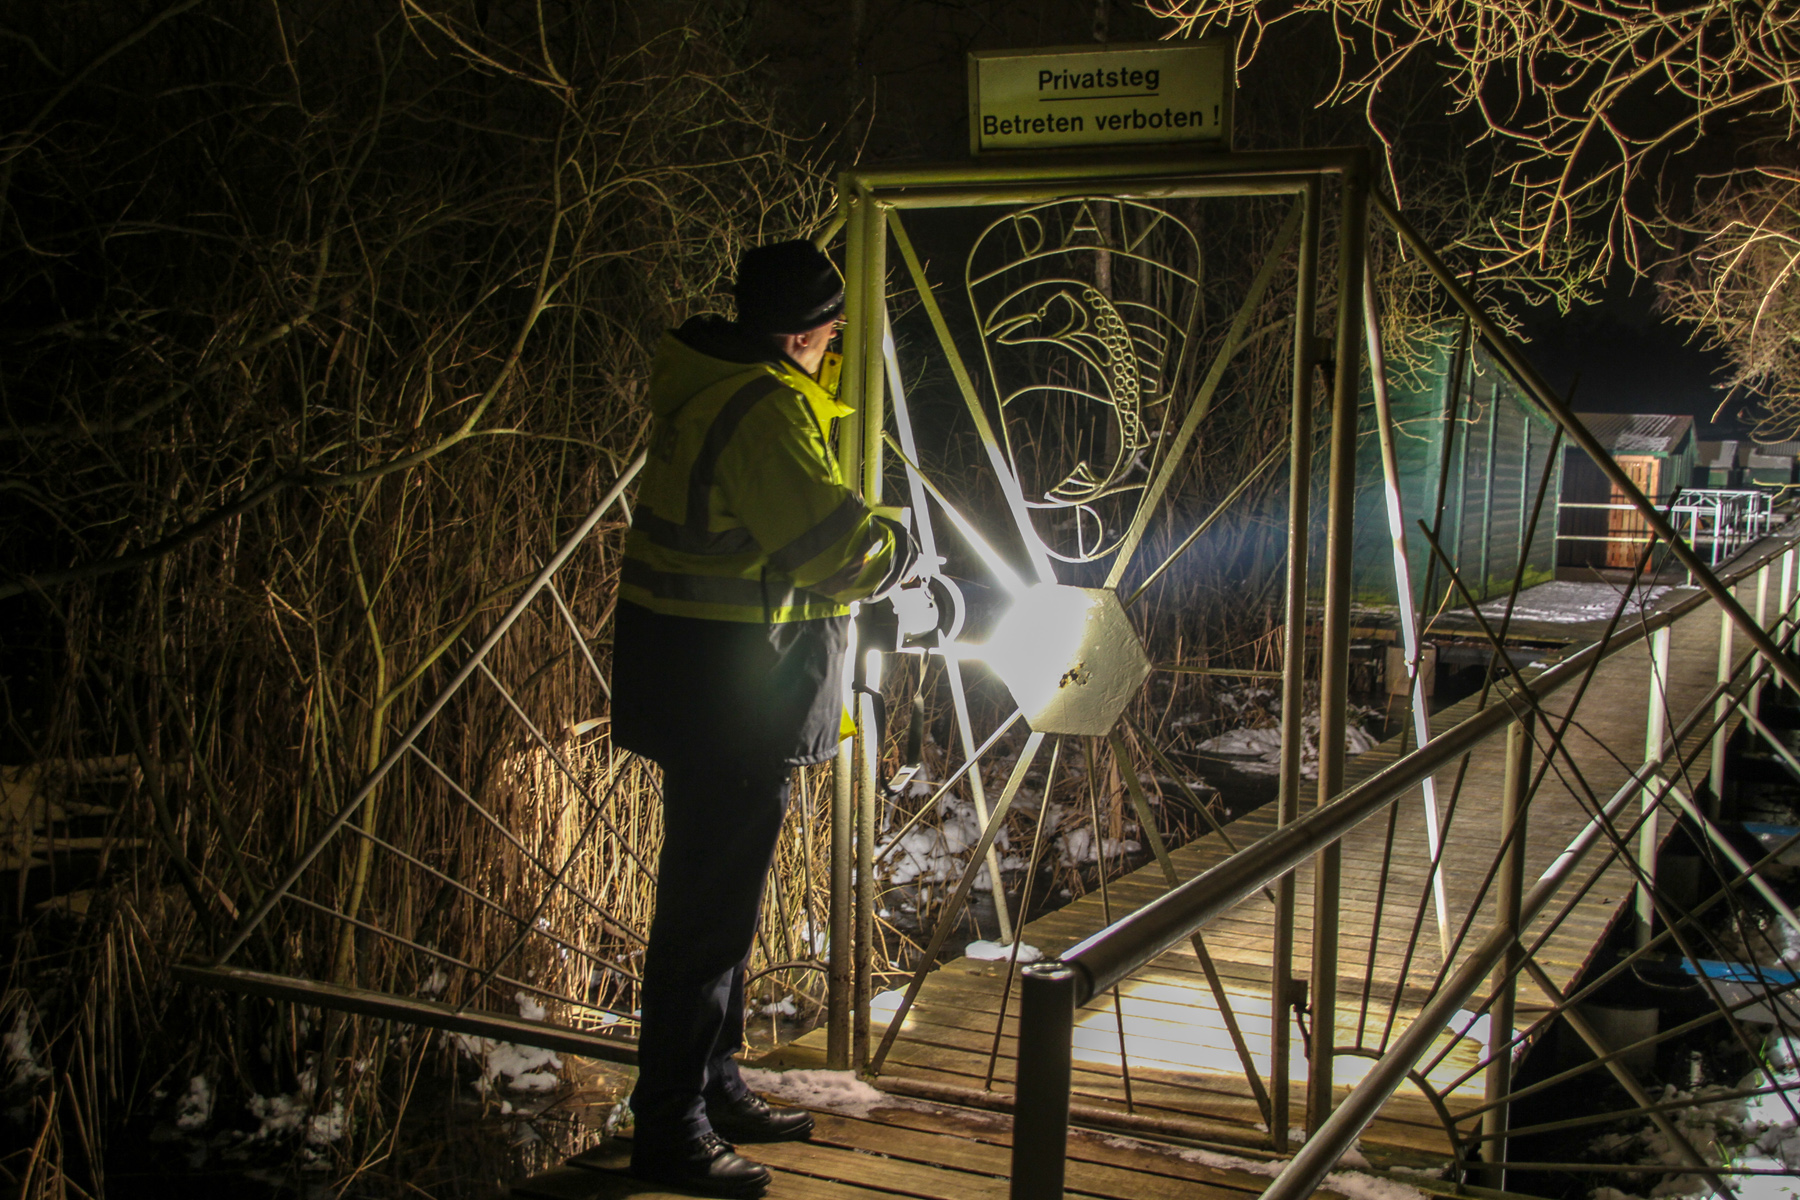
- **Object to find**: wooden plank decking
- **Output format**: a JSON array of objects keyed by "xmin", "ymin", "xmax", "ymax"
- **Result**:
[
  {"xmin": 509, "ymin": 574, "xmax": 1777, "ymax": 1200},
  {"xmin": 514, "ymin": 1093, "xmax": 1405, "ymax": 1200},
  {"xmin": 760, "ymin": 577, "xmax": 1755, "ymax": 1165}
]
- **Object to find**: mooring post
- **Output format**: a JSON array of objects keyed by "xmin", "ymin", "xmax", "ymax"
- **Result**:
[
  {"xmin": 1011, "ymin": 962, "xmax": 1077, "ymax": 1200},
  {"xmin": 1636, "ymin": 624, "xmax": 1671, "ymax": 947},
  {"xmin": 1308, "ymin": 151, "xmax": 1368, "ymax": 1135},
  {"xmin": 1481, "ymin": 712, "xmax": 1532, "ymax": 1190},
  {"xmin": 1271, "ymin": 175, "xmax": 1320, "ymax": 1152}
]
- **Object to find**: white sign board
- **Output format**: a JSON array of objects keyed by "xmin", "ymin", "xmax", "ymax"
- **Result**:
[{"xmin": 968, "ymin": 42, "xmax": 1231, "ymax": 155}]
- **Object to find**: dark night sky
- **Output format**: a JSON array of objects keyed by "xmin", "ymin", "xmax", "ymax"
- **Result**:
[{"xmin": 1519, "ymin": 273, "xmax": 1740, "ymax": 439}]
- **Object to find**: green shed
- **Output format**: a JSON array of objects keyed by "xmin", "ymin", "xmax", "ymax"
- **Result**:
[
  {"xmin": 1694, "ymin": 440, "xmax": 1742, "ymax": 488},
  {"xmin": 1745, "ymin": 441, "xmax": 1800, "ymax": 489},
  {"xmin": 1353, "ymin": 337, "xmax": 1562, "ymax": 608}
]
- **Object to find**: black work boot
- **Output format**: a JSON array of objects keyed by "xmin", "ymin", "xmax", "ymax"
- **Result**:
[
  {"xmin": 706, "ymin": 1091, "xmax": 815, "ymax": 1143},
  {"xmin": 629, "ymin": 1131, "xmax": 771, "ymax": 1197}
]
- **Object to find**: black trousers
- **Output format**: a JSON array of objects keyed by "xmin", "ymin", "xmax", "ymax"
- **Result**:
[{"xmin": 630, "ymin": 758, "xmax": 793, "ymax": 1144}]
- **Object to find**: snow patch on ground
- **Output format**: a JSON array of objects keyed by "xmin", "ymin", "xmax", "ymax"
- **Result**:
[
  {"xmin": 1196, "ymin": 704, "xmax": 1379, "ymax": 778},
  {"xmin": 238, "ymin": 1059, "xmax": 349, "ymax": 1171},
  {"xmin": 449, "ymin": 992, "xmax": 564, "ymax": 1096},
  {"xmin": 1058, "ymin": 825, "xmax": 1140, "ymax": 865},
  {"xmin": 1587, "ymin": 1032, "xmax": 1800, "ymax": 1199},
  {"xmin": 1479, "ymin": 581, "xmax": 1670, "ymax": 625},
  {"xmin": 964, "ymin": 939, "xmax": 1042, "ymax": 963},
  {"xmin": 175, "ymin": 1075, "xmax": 213, "ymax": 1131},
  {"xmin": 1100, "ymin": 1134, "xmax": 1418, "ymax": 1200},
  {"xmin": 3, "ymin": 1010, "xmax": 50, "ymax": 1087},
  {"xmin": 738, "ymin": 1068, "xmax": 919, "ymax": 1118},
  {"xmin": 879, "ymin": 791, "xmax": 1011, "ymax": 887}
]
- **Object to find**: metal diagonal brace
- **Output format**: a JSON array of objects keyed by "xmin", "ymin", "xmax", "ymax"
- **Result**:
[
  {"xmin": 1254, "ymin": 667, "xmax": 1750, "ymax": 1200},
  {"xmin": 1375, "ymin": 192, "xmax": 1800, "ymax": 695},
  {"xmin": 1518, "ymin": 955, "xmax": 1738, "ymax": 1200},
  {"xmin": 211, "ymin": 451, "xmax": 647, "ymax": 965},
  {"xmin": 886, "ymin": 208, "xmax": 1053, "ymax": 585},
  {"xmin": 1363, "ymin": 260, "xmax": 1451, "ymax": 961},
  {"xmin": 1104, "ymin": 196, "xmax": 1306, "ymax": 590},
  {"xmin": 1109, "ymin": 730, "xmax": 1273, "ymax": 1128},
  {"xmin": 870, "ymin": 733, "xmax": 1047, "ymax": 1074}
]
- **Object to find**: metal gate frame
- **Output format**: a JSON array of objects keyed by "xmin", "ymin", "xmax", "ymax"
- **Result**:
[
  {"xmin": 827, "ymin": 147, "xmax": 1368, "ymax": 1144},
  {"xmin": 176, "ymin": 146, "xmax": 1800, "ymax": 1139}
]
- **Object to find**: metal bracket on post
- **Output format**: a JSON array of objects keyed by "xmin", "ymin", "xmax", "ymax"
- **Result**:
[{"xmin": 1011, "ymin": 962, "xmax": 1078, "ymax": 1200}]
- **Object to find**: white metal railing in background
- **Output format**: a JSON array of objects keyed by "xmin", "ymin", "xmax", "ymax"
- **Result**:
[{"xmin": 1557, "ymin": 488, "xmax": 1774, "ymax": 572}]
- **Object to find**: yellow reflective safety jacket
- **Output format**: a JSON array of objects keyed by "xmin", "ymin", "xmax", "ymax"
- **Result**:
[
  {"xmin": 610, "ymin": 316, "xmax": 912, "ymax": 769},
  {"xmin": 618, "ymin": 318, "xmax": 905, "ymax": 622}
]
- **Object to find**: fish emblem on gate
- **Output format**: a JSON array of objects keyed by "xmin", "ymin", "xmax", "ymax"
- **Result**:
[{"xmin": 966, "ymin": 198, "xmax": 1200, "ymax": 564}]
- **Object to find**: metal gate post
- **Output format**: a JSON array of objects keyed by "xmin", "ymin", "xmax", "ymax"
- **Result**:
[
  {"xmin": 1481, "ymin": 712, "xmax": 1532, "ymax": 1189},
  {"xmin": 827, "ymin": 187, "xmax": 871, "ymax": 1069},
  {"xmin": 852, "ymin": 200, "xmax": 889, "ymax": 1069},
  {"xmin": 855, "ymin": 681, "xmax": 879, "ymax": 1067},
  {"xmin": 1011, "ymin": 962, "xmax": 1078, "ymax": 1200},
  {"xmin": 1636, "ymin": 624, "xmax": 1671, "ymax": 947},
  {"xmin": 1308, "ymin": 153, "xmax": 1368, "ymax": 1134},
  {"xmin": 1272, "ymin": 174, "xmax": 1320, "ymax": 1151}
]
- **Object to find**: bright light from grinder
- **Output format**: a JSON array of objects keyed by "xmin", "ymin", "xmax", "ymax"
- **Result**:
[
  {"xmin": 970, "ymin": 584, "xmax": 1095, "ymax": 714},
  {"xmin": 954, "ymin": 584, "xmax": 1151, "ymax": 737}
]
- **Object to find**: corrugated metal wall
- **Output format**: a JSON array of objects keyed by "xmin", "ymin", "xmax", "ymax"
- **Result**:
[{"xmin": 1352, "ymin": 336, "xmax": 1560, "ymax": 609}]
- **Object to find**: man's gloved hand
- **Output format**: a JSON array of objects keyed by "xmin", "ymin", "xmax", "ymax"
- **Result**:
[
  {"xmin": 888, "ymin": 583, "xmax": 939, "ymax": 641},
  {"xmin": 869, "ymin": 505, "xmax": 926, "ymax": 598}
]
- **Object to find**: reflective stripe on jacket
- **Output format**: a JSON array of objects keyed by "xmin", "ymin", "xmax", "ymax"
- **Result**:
[{"xmin": 620, "ymin": 316, "xmax": 905, "ymax": 623}]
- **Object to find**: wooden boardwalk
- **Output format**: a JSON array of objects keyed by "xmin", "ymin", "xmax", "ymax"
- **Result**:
[
  {"xmin": 515, "ymin": 1101, "xmax": 1378, "ymax": 1200},
  {"xmin": 760, "ymin": 577, "xmax": 1751, "ymax": 1166},
  {"xmin": 509, "ymin": 575, "xmax": 1767, "ymax": 1200}
]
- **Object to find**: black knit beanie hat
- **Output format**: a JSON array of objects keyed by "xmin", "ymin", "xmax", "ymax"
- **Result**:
[{"xmin": 733, "ymin": 240, "xmax": 845, "ymax": 334}]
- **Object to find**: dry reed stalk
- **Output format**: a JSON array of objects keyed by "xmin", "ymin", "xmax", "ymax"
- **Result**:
[{"xmin": 0, "ymin": 1, "xmax": 837, "ymax": 1190}]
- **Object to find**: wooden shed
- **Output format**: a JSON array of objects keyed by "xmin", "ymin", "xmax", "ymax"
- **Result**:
[
  {"xmin": 1744, "ymin": 441, "xmax": 1800, "ymax": 489},
  {"xmin": 1352, "ymin": 338, "xmax": 1562, "ymax": 607},
  {"xmin": 1556, "ymin": 413, "xmax": 1696, "ymax": 569},
  {"xmin": 1693, "ymin": 440, "xmax": 1742, "ymax": 488}
]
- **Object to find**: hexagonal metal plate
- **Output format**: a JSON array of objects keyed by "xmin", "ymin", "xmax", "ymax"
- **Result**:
[{"xmin": 978, "ymin": 585, "xmax": 1151, "ymax": 736}]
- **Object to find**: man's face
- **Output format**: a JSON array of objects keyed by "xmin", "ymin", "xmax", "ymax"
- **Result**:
[{"xmin": 785, "ymin": 315, "xmax": 842, "ymax": 377}]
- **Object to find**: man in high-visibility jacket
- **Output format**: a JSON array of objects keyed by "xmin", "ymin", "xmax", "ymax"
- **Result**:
[{"xmin": 611, "ymin": 239, "xmax": 915, "ymax": 1196}]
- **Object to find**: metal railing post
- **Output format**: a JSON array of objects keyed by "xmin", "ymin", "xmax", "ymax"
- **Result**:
[
  {"xmin": 1637, "ymin": 624, "xmax": 1671, "ymax": 947},
  {"xmin": 1271, "ymin": 174, "xmax": 1320, "ymax": 1152},
  {"xmin": 1783, "ymin": 548, "xmax": 1797, "ymax": 692},
  {"xmin": 1308, "ymin": 151, "xmax": 1368, "ymax": 1135},
  {"xmin": 1752, "ymin": 561, "xmax": 1771, "ymax": 722},
  {"xmin": 1711, "ymin": 600, "xmax": 1734, "ymax": 816},
  {"xmin": 1481, "ymin": 712, "xmax": 1533, "ymax": 1190},
  {"xmin": 1011, "ymin": 962, "xmax": 1078, "ymax": 1200}
]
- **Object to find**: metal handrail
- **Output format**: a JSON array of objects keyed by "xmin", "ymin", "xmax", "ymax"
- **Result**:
[
  {"xmin": 1007, "ymin": 530, "xmax": 1797, "ymax": 1198},
  {"xmin": 1058, "ymin": 535, "xmax": 1789, "ymax": 1002}
]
